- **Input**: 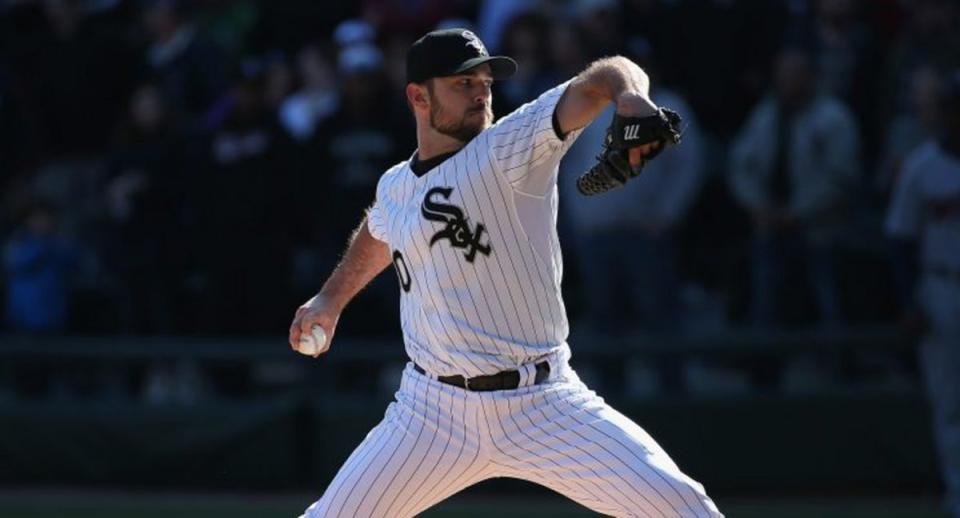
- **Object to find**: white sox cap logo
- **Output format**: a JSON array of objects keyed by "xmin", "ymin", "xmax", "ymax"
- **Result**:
[{"xmin": 463, "ymin": 30, "xmax": 488, "ymax": 56}]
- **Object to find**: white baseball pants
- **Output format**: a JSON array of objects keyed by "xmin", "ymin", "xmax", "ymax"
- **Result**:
[{"xmin": 302, "ymin": 359, "xmax": 723, "ymax": 518}]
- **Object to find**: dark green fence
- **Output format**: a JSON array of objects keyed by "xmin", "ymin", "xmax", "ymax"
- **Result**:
[{"xmin": 0, "ymin": 327, "xmax": 939, "ymax": 495}]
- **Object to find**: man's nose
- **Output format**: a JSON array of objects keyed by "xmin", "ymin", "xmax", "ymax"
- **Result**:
[{"xmin": 473, "ymin": 85, "xmax": 491, "ymax": 104}]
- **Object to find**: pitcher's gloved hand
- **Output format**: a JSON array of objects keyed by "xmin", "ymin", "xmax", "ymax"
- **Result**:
[{"xmin": 576, "ymin": 108, "xmax": 683, "ymax": 196}]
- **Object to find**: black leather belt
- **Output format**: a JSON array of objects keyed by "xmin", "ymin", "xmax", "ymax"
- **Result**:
[{"xmin": 414, "ymin": 362, "xmax": 550, "ymax": 391}]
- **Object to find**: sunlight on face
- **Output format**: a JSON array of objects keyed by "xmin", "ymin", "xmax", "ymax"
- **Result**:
[{"xmin": 426, "ymin": 64, "xmax": 494, "ymax": 142}]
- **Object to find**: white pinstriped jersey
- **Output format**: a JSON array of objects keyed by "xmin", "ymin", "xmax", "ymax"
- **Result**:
[
  {"xmin": 304, "ymin": 78, "xmax": 725, "ymax": 518},
  {"xmin": 367, "ymin": 81, "xmax": 584, "ymax": 377},
  {"xmin": 886, "ymin": 141, "xmax": 960, "ymax": 271}
]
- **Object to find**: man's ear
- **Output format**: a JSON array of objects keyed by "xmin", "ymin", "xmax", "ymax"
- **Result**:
[{"xmin": 406, "ymin": 83, "xmax": 429, "ymax": 111}]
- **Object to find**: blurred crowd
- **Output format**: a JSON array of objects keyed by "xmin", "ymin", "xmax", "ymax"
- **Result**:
[{"xmin": 1, "ymin": 0, "xmax": 959, "ymax": 342}]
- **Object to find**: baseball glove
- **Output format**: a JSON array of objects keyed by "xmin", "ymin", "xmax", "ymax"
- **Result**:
[{"xmin": 576, "ymin": 108, "xmax": 683, "ymax": 195}]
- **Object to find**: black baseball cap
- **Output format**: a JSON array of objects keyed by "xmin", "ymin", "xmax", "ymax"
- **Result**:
[{"xmin": 406, "ymin": 28, "xmax": 517, "ymax": 84}]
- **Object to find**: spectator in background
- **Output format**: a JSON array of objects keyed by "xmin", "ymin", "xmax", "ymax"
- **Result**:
[
  {"xmin": 197, "ymin": 58, "xmax": 299, "ymax": 334},
  {"xmin": 729, "ymin": 47, "xmax": 860, "ymax": 327},
  {"xmin": 886, "ymin": 71, "xmax": 960, "ymax": 518},
  {"xmin": 799, "ymin": 0, "xmax": 882, "ymax": 157},
  {"xmin": 142, "ymin": 0, "xmax": 229, "ymax": 126},
  {"xmin": 883, "ymin": 0, "xmax": 960, "ymax": 134},
  {"xmin": 308, "ymin": 43, "xmax": 413, "ymax": 245},
  {"xmin": 0, "ymin": 2, "xmax": 136, "ymax": 251},
  {"xmin": 3, "ymin": 200, "xmax": 87, "ymax": 401},
  {"xmin": 279, "ymin": 44, "xmax": 339, "ymax": 142},
  {"xmin": 100, "ymin": 83, "xmax": 186, "ymax": 333},
  {"xmin": 893, "ymin": 0, "xmax": 960, "ymax": 75},
  {"xmin": 3, "ymin": 202, "xmax": 79, "ymax": 333},
  {"xmin": 877, "ymin": 65, "xmax": 942, "ymax": 196},
  {"xmin": 494, "ymin": 12, "xmax": 554, "ymax": 114},
  {"xmin": 561, "ymin": 49, "xmax": 704, "ymax": 336},
  {"xmin": 284, "ymin": 43, "xmax": 344, "ymax": 300},
  {"xmin": 332, "ymin": 18, "xmax": 376, "ymax": 49},
  {"xmin": 4, "ymin": 0, "xmax": 136, "ymax": 159}
]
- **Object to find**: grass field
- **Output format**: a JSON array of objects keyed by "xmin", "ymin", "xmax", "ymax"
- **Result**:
[{"xmin": 0, "ymin": 491, "xmax": 949, "ymax": 518}]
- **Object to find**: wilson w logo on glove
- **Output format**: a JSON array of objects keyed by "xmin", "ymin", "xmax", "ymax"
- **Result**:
[{"xmin": 577, "ymin": 108, "xmax": 683, "ymax": 196}]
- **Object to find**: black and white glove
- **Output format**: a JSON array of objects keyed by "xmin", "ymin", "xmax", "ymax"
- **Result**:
[{"xmin": 576, "ymin": 108, "xmax": 683, "ymax": 196}]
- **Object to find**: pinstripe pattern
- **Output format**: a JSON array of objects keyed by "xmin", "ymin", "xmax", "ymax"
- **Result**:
[
  {"xmin": 365, "ymin": 82, "xmax": 580, "ymax": 378},
  {"xmin": 304, "ymin": 80, "xmax": 722, "ymax": 517},
  {"xmin": 302, "ymin": 364, "xmax": 722, "ymax": 517}
]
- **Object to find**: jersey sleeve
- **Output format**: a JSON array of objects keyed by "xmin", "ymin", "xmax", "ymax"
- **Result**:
[
  {"xmin": 366, "ymin": 178, "xmax": 390, "ymax": 243},
  {"xmin": 487, "ymin": 80, "xmax": 584, "ymax": 195}
]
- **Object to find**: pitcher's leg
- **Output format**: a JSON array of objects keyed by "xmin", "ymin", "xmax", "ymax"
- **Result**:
[
  {"xmin": 493, "ymin": 382, "xmax": 723, "ymax": 518},
  {"xmin": 302, "ymin": 377, "xmax": 489, "ymax": 518},
  {"xmin": 477, "ymin": 394, "xmax": 626, "ymax": 516}
]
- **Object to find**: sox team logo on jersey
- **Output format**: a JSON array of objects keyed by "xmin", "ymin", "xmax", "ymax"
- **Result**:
[{"xmin": 421, "ymin": 186, "xmax": 491, "ymax": 263}]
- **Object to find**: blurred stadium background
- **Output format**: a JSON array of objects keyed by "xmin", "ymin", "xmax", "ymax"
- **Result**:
[{"xmin": 2, "ymin": 0, "xmax": 959, "ymax": 516}]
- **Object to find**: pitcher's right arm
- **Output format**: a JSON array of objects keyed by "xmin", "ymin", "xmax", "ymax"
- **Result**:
[{"xmin": 288, "ymin": 215, "xmax": 392, "ymax": 354}]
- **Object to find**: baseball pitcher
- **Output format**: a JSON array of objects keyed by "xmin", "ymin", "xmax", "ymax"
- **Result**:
[{"xmin": 289, "ymin": 28, "xmax": 721, "ymax": 518}]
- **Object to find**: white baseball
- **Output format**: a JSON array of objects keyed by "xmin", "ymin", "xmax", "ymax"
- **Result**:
[{"xmin": 298, "ymin": 325, "xmax": 328, "ymax": 356}]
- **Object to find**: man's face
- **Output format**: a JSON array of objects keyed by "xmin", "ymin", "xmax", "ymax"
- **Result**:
[{"xmin": 424, "ymin": 64, "xmax": 494, "ymax": 142}]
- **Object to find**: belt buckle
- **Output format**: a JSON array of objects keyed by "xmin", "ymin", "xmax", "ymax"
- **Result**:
[{"xmin": 463, "ymin": 376, "xmax": 472, "ymax": 391}]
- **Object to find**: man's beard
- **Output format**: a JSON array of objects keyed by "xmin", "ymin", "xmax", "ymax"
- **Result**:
[{"xmin": 429, "ymin": 98, "xmax": 491, "ymax": 143}]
